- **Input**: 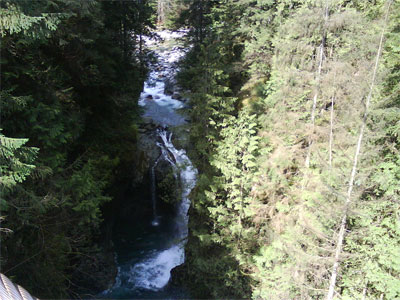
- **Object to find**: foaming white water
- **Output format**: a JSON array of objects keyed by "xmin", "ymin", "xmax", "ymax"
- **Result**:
[
  {"xmin": 138, "ymin": 31, "xmax": 187, "ymax": 127},
  {"xmin": 105, "ymin": 132, "xmax": 196, "ymax": 294},
  {"xmin": 103, "ymin": 31, "xmax": 197, "ymax": 296},
  {"xmin": 158, "ymin": 130, "xmax": 197, "ymax": 239},
  {"xmin": 123, "ymin": 129, "xmax": 196, "ymax": 291},
  {"xmin": 128, "ymin": 245, "xmax": 184, "ymax": 290}
]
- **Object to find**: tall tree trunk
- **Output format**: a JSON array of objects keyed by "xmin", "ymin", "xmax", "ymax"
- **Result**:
[
  {"xmin": 157, "ymin": 0, "xmax": 165, "ymax": 25},
  {"xmin": 361, "ymin": 283, "xmax": 368, "ymax": 300},
  {"xmin": 328, "ymin": 95, "xmax": 335, "ymax": 167},
  {"xmin": 123, "ymin": 17, "xmax": 128, "ymax": 62},
  {"xmin": 305, "ymin": 1, "xmax": 330, "ymax": 167},
  {"xmin": 329, "ymin": 69, "xmax": 337, "ymax": 167},
  {"xmin": 325, "ymin": 2, "xmax": 392, "ymax": 299},
  {"xmin": 199, "ymin": 0, "xmax": 204, "ymax": 43}
]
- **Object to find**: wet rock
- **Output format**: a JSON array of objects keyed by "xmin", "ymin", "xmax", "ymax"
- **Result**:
[
  {"xmin": 71, "ymin": 246, "xmax": 117, "ymax": 295},
  {"xmin": 155, "ymin": 159, "xmax": 174, "ymax": 178},
  {"xmin": 145, "ymin": 94, "xmax": 153, "ymax": 100},
  {"xmin": 174, "ymin": 86, "xmax": 183, "ymax": 93},
  {"xmin": 170, "ymin": 263, "xmax": 188, "ymax": 288},
  {"xmin": 136, "ymin": 133, "xmax": 161, "ymax": 176},
  {"xmin": 145, "ymin": 123, "xmax": 157, "ymax": 132},
  {"xmin": 164, "ymin": 78, "xmax": 175, "ymax": 95},
  {"xmin": 172, "ymin": 93, "xmax": 182, "ymax": 100}
]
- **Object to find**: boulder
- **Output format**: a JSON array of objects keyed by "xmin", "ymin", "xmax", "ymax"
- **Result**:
[
  {"xmin": 172, "ymin": 93, "xmax": 183, "ymax": 100},
  {"xmin": 164, "ymin": 78, "xmax": 175, "ymax": 95}
]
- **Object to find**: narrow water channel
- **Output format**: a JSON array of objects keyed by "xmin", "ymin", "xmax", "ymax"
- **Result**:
[{"xmin": 101, "ymin": 31, "xmax": 196, "ymax": 299}]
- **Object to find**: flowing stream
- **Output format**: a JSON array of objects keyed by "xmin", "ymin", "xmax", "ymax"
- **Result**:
[{"xmin": 102, "ymin": 31, "xmax": 196, "ymax": 299}]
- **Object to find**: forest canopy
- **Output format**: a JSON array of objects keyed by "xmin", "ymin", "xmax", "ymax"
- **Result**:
[
  {"xmin": 174, "ymin": 0, "xmax": 400, "ymax": 299},
  {"xmin": 1, "ymin": 0, "xmax": 399, "ymax": 299},
  {"xmin": 0, "ymin": 0, "xmax": 154, "ymax": 297}
]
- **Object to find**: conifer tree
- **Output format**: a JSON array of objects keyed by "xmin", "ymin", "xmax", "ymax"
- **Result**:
[
  {"xmin": 0, "ymin": 0, "xmax": 154, "ymax": 296},
  {"xmin": 178, "ymin": 0, "xmax": 400, "ymax": 299},
  {"xmin": 0, "ymin": 133, "xmax": 38, "ymax": 203},
  {"xmin": 326, "ymin": 2, "xmax": 394, "ymax": 298}
]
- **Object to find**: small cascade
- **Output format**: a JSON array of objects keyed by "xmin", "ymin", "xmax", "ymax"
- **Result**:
[
  {"xmin": 104, "ymin": 129, "xmax": 196, "ymax": 293},
  {"xmin": 102, "ymin": 30, "xmax": 196, "ymax": 299},
  {"xmin": 158, "ymin": 129, "xmax": 196, "ymax": 240},
  {"xmin": 156, "ymin": 129, "xmax": 178, "ymax": 174}
]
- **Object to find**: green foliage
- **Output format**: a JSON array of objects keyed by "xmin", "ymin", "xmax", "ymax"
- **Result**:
[
  {"xmin": 178, "ymin": 0, "xmax": 400, "ymax": 299},
  {"xmin": 2, "ymin": 0, "xmax": 399, "ymax": 298},
  {"xmin": 175, "ymin": 1, "xmax": 258, "ymax": 298},
  {"xmin": 0, "ymin": 0, "xmax": 153, "ymax": 297},
  {"xmin": 342, "ymin": 200, "xmax": 400, "ymax": 299},
  {"xmin": 208, "ymin": 110, "xmax": 259, "ymax": 250},
  {"xmin": 338, "ymin": 4, "xmax": 400, "ymax": 298},
  {"xmin": 157, "ymin": 169, "xmax": 180, "ymax": 205},
  {"xmin": 151, "ymin": 0, "xmax": 188, "ymax": 29},
  {"xmin": 0, "ymin": 133, "xmax": 38, "ymax": 208},
  {"xmin": 0, "ymin": 1, "xmax": 63, "ymax": 37}
]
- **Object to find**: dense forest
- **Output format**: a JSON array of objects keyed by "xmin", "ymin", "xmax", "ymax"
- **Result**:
[
  {"xmin": 0, "ymin": 0, "xmax": 155, "ymax": 297},
  {"xmin": 171, "ymin": 0, "xmax": 400, "ymax": 299},
  {"xmin": 1, "ymin": 0, "xmax": 399, "ymax": 299}
]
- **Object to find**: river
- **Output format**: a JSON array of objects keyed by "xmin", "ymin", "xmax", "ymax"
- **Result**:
[{"xmin": 101, "ymin": 31, "xmax": 196, "ymax": 299}]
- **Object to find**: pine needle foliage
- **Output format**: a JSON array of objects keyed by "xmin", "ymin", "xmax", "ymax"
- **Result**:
[
  {"xmin": 0, "ymin": 0, "xmax": 155, "ymax": 297},
  {"xmin": 176, "ymin": 0, "xmax": 400, "ymax": 299}
]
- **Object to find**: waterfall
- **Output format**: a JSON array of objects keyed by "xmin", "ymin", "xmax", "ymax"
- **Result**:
[
  {"xmin": 124, "ymin": 129, "xmax": 197, "ymax": 291},
  {"xmin": 158, "ymin": 129, "xmax": 196, "ymax": 240},
  {"xmin": 102, "ymin": 30, "xmax": 195, "ymax": 299},
  {"xmin": 103, "ymin": 132, "xmax": 196, "ymax": 294}
]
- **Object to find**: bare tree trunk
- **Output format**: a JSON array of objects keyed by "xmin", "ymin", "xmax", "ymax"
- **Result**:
[
  {"xmin": 157, "ymin": 0, "xmax": 165, "ymax": 25},
  {"xmin": 328, "ymin": 95, "xmax": 335, "ymax": 166},
  {"xmin": 325, "ymin": 2, "xmax": 392, "ymax": 299},
  {"xmin": 361, "ymin": 283, "xmax": 367, "ymax": 300},
  {"xmin": 305, "ymin": 1, "xmax": 330, "ymax": 167},
  {"xmin": 123, "ymin": 16, "xmax": 128, "ymax": 62},
  {"xmin": 329, "ymin": 69, "xmax": 336, "ymax": 167},
  {"xmin": 199, "ymin": 0, "xmax": 204, "ymax": 43}
]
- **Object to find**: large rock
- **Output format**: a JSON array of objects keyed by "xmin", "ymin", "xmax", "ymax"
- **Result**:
[
  {"xmin": 71, "ymin": 245, "xmax": 118, "ymax": 296},
  {"xmin": 172, "ymin": 92, "xmax": 183, "ymax": 100},
  {"xmin": 164, "ymin": 77, "xmax": 175, "ymax": 95}
]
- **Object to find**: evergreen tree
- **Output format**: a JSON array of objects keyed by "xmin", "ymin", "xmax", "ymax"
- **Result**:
[
  {"xmin": 177, "ymin": 0, "xmax": 400, "ymax": 299},
  {"xmin": 0, "ymin": 0, "xmax": 155, "ymax": 297}
]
